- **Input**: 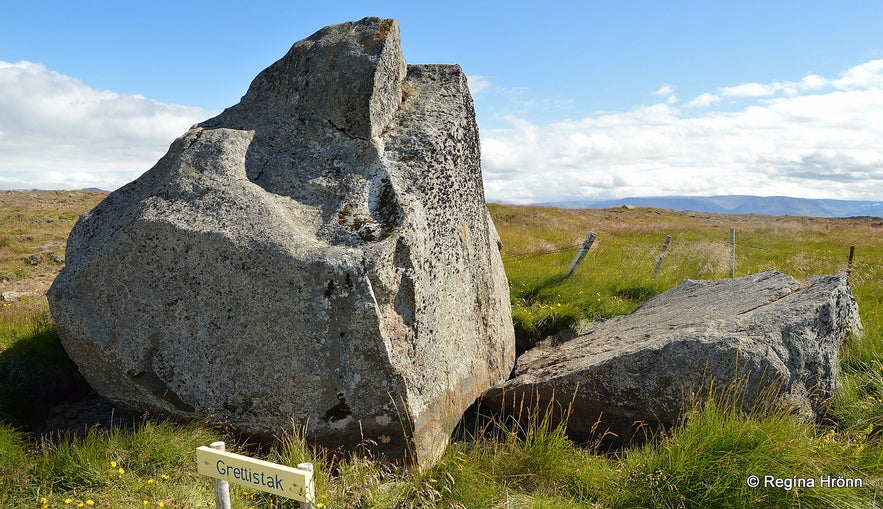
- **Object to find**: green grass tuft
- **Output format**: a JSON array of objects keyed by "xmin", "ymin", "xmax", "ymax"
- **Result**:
[
  {"xmin": 1, "ymin": 201, "xmax": 881, "ymax": 507},
  {"xmin": 609, "ymin": 395, "xmax": 881, "ymax": 508}
]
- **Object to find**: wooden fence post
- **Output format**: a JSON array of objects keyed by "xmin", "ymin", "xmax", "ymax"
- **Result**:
[
  {"xmin": 847, "ymin": 246, "xmax": 855, "ymax": 280},
  {"xmin": 653, "ymin": 235, "xmax": 672, "ymax": 276},
  {"xmin": 210, "ymin": 442, "xmax": 232, "ymax": 509},
  {"xmin": 565, "ymin": 232, "xmax": 596, "ymax": 278},
  {"xmin": 730, "ymin": 228, "xmax": 736, "ymax": 278}
]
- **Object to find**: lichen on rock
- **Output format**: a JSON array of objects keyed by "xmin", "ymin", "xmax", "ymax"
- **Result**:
[
  {"xmin": 482, "ymin": 270, "xmax": 863, "ymax": 446},
  {"xmin": 48, "ymin": 17, "xmax": 515, "ymax": 466}
]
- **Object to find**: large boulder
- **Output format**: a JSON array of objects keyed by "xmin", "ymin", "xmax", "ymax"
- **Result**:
[
  {"xmin": 482, "ymin": 271, "xmax": 862, "ymax": 444},
  {"xmin": 48, "ymin": 17, "xmax": 515, "ymax": 465}
]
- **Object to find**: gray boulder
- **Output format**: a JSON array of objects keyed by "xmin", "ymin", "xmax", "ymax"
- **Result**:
[
  {"xmin": 482, "ymin": 271, "xmax": 862, "ymax": 444},
  {"xmin": 48, "ymin": 17, "xmax": 515, "ymax": 465}
]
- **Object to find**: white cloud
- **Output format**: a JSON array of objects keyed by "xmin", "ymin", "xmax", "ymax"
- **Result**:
[
  {"xmin": 719, "ymin": 82, "xmax": 779, "ymax": 98},
  {"xmin": 686, "ymin": 92, "xmax": 720, "ymax": 108},
  {"xmin": 4, "ymin": 59, "xmax": 881, "ymax": 204},
  {"xmin": 467, "ymin": 75, "xmax": 492, "ymax": 95},
  {"xmin": 652, "ymin": 84, "xmax": 674, "ymax": 97},
  {"xmin": 482, "ymin": 59, "xmax": 883, "ymax": 203},
  {"xmin": 652, "ymin": 84, "xmax": 677, "ymax": 104},
  {"xmin": 686, "ymin": 60, "xmax": 883, "ymax": 108},
  {"xmin": 0, "ymin": 61, "xmax": 213, "ymax": 190},
  {"xmin": 833, "ymin": 59, "xmax": 883, "ymax": 89}
]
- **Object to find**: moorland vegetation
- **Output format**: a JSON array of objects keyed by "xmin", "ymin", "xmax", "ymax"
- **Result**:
[{"xmin": 1, "ymin": 191, "xmax": 880, "ymax": 508}]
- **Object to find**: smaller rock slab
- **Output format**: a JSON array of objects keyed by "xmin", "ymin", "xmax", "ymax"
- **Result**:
[{"xmin": 482, "ymin": 271, "xmax": 863, "ymax": 444}]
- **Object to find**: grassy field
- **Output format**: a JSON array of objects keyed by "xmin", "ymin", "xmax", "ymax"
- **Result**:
[
  {"xmin": 0, "ymin": 191, "xmax": 106, "ymax": 298},
  {"xmin": 1, "ymin": 193, "xmax": 881, "ymax": 508}
]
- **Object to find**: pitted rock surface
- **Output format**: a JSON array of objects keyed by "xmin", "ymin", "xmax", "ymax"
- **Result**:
[
  {"xmin": 48, "ymin": 17, "xmax": 515, "ymax": 466},
  {"xmin": 482, "ymin": 271, "xmax": 862, "ymax": 445}
]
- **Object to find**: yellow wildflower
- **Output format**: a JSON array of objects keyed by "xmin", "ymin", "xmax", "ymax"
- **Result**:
[
  {"xmin": 161, "ymin": 474, "xmax": 171, "ymax": 480},
  {"xmin": 86, "ymin": 501, "xmax": 95, "ymax": 506},
  {"xmin": 110, "ymin": 461, "xmax": 117, "ymax": 468},
  {"xmin": 118, "ymin": 467, "xmax": 125, "ymax": 475},
  {"xmin": 65, "ymin": 499, "xmax": 73, "ymax": 505},
  {"xmin": 157, "ymin": 502, "xmax": 166, "ymax": 508}
]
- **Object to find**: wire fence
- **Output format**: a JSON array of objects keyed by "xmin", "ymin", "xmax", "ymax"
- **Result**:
[{"xmin": 500, "ymin": 229, "xmax": 882, "ymax": 282}]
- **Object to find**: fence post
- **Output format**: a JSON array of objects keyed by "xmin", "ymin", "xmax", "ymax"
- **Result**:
[
  {"xmin": 847, "ymin": 246, "xmax": 855, "ymax": 280},
  {"xmin": 210, "ymin": 442, "xmax": 232, "ymax": 509},
  {"xmin": 653, "ymin": 235, "xmax": 672, "ymax": 276},
  {"xmin": 565, "ymin": 232, "xmax": 596, "ymax": 278},
  {"xmin": 730, "ymin": 228, "xmax": 736, "ymax": 278}
]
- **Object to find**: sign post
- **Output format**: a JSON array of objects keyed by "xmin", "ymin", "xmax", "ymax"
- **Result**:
[
  {"xmin": 197, "ymin": 443, "xmax": 315, "ymax": 508},
  {"xmin": 208, "ymin": 442, "xmax": 231, "ymax": 509}
]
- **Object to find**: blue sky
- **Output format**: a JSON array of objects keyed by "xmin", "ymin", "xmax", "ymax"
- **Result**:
[{"xmin": 2, "ymin": 1, "xmax": 882, "ymax": 203}]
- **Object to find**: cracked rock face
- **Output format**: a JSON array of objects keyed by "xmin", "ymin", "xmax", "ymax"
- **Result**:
[
  {"xmin": 48, "ymin": 17, "xmax": 515, "ymax": 465},
  {"xmin": 482, "ymin": 271, "xmax": 863, "ymax": 445}
]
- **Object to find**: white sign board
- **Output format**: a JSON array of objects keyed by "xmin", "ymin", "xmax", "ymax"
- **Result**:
[{"xmin": 196, "ymin": 446, "xmax": 314, "ymax": 502}]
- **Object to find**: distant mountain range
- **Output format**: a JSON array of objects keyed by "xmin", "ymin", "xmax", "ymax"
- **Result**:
[{"xmin": 540, "ymin": 195, "xmax": 883, "ymax": 218}]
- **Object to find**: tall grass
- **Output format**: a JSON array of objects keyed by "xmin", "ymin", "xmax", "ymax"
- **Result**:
[
  {"xmin": 1, "ymin": 203, "xmax": 881, "ymax": 507},
  {"xmin": 608, "ymin": 395, "xmax": 880, "ymax": 508},
  {"xmin": 1, "ymin": 419, "xmax": 217, "ymax": 508},
  {"xmin": 3, "ymin": 402, "xmax": 877, "ymax": 508}
]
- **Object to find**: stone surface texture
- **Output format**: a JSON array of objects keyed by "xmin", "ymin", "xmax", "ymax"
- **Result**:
[
  {"xmin": 482, "ymin": 271, "xmax": 862, "ymax": 444},
  {"xmin": 48, "ymin": 17, "xmax": 515, "ymax": 465}
]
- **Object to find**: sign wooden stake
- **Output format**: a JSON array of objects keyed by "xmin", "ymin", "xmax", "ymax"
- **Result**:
[{"xmin": 208, "ymin": 442, "xmax": 231, "ymax": 509}]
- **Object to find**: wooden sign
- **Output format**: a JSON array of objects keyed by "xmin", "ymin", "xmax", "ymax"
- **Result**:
[{"xmin": 196, "ymin": 446, "xmax": 314, "ymax": 502}]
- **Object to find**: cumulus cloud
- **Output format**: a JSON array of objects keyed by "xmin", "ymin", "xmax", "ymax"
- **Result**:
[
  {"xmin": 0, "ymin": 61, "xmax": 213, "ymax": 190},
  {"xmin": 686, "ymin": 92, "xmax": 720, "ymax": 108},
  {"xmin": 4, "ymin": 59, "xmax": 881, "ymax": 204},
  {"xmin": 482, "ymin": 59, "xmax": 883, "ymax": 203},
  {"xmin": 467, "ymin": 75, "xmax": 492, "ymax": 95},
  {"xmin": 652, "ymin": 84, "xmax": 677, "ymax": 104},
  {"xmin": 687, "ymin": 61, "xmax": 883, "ymax": 107}
]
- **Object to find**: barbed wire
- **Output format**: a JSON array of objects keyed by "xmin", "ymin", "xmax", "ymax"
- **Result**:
[{"xmin": 501, "ymin": 246, "xmax": 578, "ymax": 260}]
